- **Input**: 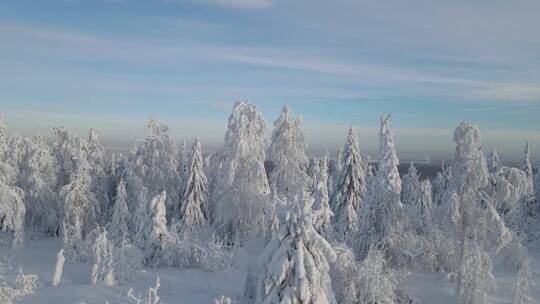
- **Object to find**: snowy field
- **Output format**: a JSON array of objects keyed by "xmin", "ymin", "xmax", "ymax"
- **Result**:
[{"xmin": 1, "ymin": 234, "xmax": 539, "ymax": 304}]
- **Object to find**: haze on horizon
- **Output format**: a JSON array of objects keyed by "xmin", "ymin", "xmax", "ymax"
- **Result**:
[{"xmin": 0, "ymin": 0, "xmax": 539, "ymax": 162}]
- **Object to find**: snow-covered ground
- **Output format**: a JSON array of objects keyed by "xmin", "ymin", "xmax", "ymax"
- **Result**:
[{"xmin": 1, "ymin": 234, "xmax": 538, "ymax": 304}]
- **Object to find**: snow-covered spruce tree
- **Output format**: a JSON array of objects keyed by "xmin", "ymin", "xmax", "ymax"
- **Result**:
[
  {"xmin": 312, "ymin": 155, "xmax": 334, "ymax": 238},
  {"xmin": 255, "ymin": 194, "xmax": 337, "ymax": 304},
  {"xmin": 512, "ymin": 257, "xmax": 533, "ymax": 304},
  {"xmin": 0, "ymin": 114, "xmax": 6, "ymax": 158},
  {"xmin": 176, "ymin": 139, "xmax": 189, "ymax": 202},
  {"xmin": 401, "ymin": 162, "xmax": 421, "ymax": 208},
  {"xmin": 52, "ymin": 127, "xmax": 86, "ymax": 189},
  {"xmin": 357, "ymin": 115, "xmax": 406, "ymax": 258},
  {"xmin": 457, "ymin": 239, "xmax": 496, "ymax": 304},
  {"xmin": 487, "ymin": 148, "xmax": 501, "ymax": 173},
  {"xmin": 144, "ymin": 191, "xmax": 169, "ymax": 266},
  {"xmin": 522, "ymin": 142, "xmax": 535, "ymax": 211},
  {"xmin": 178, "ymin": 136, "xmax": 209, "ymax": 233},
  {"xmin": 60, "ymin": 154, "xmax": 100, "ymax": 259},
  {"xmin": 402, "ymin": 163, "xmax": 433, "ymax": 234},
  {"xmin": 331, "ymin": 127, "xmax": 366, "ymax": 241},
  {"xmin": 432, "ymin": 162, "xmax": 451, "ymax": 208},
  {"xmin": 108, "ymin": 178, "xmax": 130, "ymax": 245},
  {"xmin": 213, "ymin": 101, "xmax": 271, "ymax": 246},
  {"xmin": 0, "ymin": 165, "xmax": 26, "ymax": 248},
  {"xmin": 90, "ymin": 226, "xmax": 115, "ymax": 286},
  {"xmin": 266, "ymin": 105, "xmax": 310, "ymax": 199},
  {"xmin": 85, "ymin": 128, "xmax": 109, "ymax": 221},
  {"xmin": 125, "ymin": 118, "xmax": 180, "ymax": 222},
  {"xmin": 437, "ymin": 123, "xmax": 507, "ymax": 299}
]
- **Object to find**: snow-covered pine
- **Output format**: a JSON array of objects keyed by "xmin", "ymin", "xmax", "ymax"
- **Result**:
[
  {"xmin": 17, "ymin": 135, "xmax": 58, "ymax": 235},
  {"xmin": 60, "ymin": 153, "xmax": 100, "ymax": 259},
  {"xmin": 0, "ymin": 166, "xmax": 26, "ymax": 248},
  {"xmin": 125, "ymin": 117, "xmax": 180, "ymax": 222},
  {"xmin": 213, "ymin": 101, "xmax": 271, "ymax": 246},
  {"xmin": 178, "ymin": 136, "xmax": 209, "ymax": 233},
  {"xmin": 90, "ymin": 226, "xmax": 115, "ymax": 286},
  {"xmin": 85, "ymin": 128, "xmax": 109, "ymax": 221},
  {"xmin": 52, "ymin": 249, "xmax": 65, "ymax": 287},
  {"xmin": 144, "ymin": 191, "xmax": 169, "ymax": 266},
  {"xmin": 109, "ymin": 178, "xmax": 130, "ymax": 245},
  {"xmin": 357, "ymin": 115, "xmax": 406, "ymax": 258},
  {"xmin": 402, "ymin": 163, "xmax": 433, "ymax": 234},
  {"xmin": 266, "ymin": 105, "xmax": 310, "ymax": 199},
  {"xmin": 522, "ymin": 142, "xmax": 535, "ymax": 211},
  {"xmin": 487, "ymin": 148, "xmax": 501, "ymax": 173},
  {"xmin": 176, "ymin": 139, "xmax": 189, "ymax": 206},
  {"xmin": 401, "ymin": 162, "xmax": 421, "ymax": 208},
  {"xmin": 255, "ymin": 194, "xmax": 337, "ymax": 304},
  {"xmin": 432, "ymin": 162, "xmax": 451, "ymax": 207},
  {"xmin": 512, "ymin": 257, "xmax": 533, "ymax": 304},
  {"xmin": 331, "ymin": 126, "xmax": 366, "ymax": 242},
  {"xmin": 52, "ymin": 127, "xmax": 85, "ymax": 189},
  {"xmin": 330, "ymin": 244, "xmax": 361, "ymax": 304},
  {"xmin": 312, "ymin": 155, "xmax": 334, "ymax": 238},
  {"xmin": 0, "ymin": 114, "xmax": 6, "ymax": 157},
  {"xmin": 457, "ymin": 239, "xmax": 496, "ymax": 304}
]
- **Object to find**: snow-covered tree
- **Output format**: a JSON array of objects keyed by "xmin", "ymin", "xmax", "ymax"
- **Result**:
[
  {"xmin": 357, "ymin": 115, "xmax": 406, "ymax": 257},
  {"xmin": 178, "ymin": 136, "xmax": 209, "ymax": 233},
  {"xmin": 436, "ymin": 123, "xmax": 507, "ymax": 299},
  {"xmin": 357, "ymin": 246, "xmax": 404, "ymax": 304},
  {"xmin": 0, "ymin": 114, "xmax": 7, "ymax": 158},
  {"xmin": 109, "ymin": 178, "xmax": 130, "ymax": 245},
  {"xmin": 17, "ymin": 135, "xmax": 58, "ymax": 235},
  {"xmin": 266, "ymin": 106, "xmax": 310, "ymax": 199},
  {"xmin": 85, "ymin": 128, "xmax": 110, "ymax": 220},
  {"xmin": 330, "ymin": 244, "xmax": 360, "ymax": 304},
  {"xmin": 256, "ymin": 194, "xmax": 336, "ymax": 304},
  {"xmin": 522, "ymin": 142, "xmax": 535, "ymax": 210},
  {"xmin": 487, "ymin": 149, "xmax": 501, "ymax": 173},
  {"xmin": 90, "ymin": 226, "xmax": 115, "ymax": 286},
  {"xmin": 432, "ymin": 162, "xmax": 451, "ymax": 207},
  {"xmin": 52, "ymin": 127, "xmax": 85, "ymax": 189},
  {"xmin": 177, "ymin": 139, "xmax": 189, "ymax": 201},
  {"xmin": 0, "ymin": 169, "xmax": 26, "ymax": 248},
  {"xmin": 60, "ymin": 154, "xmax": 100, "ymax": 258},
  {"xmin": 457, "ymin": 239, "xmax": 496, "ymax": 304},
  {"xmin": 213, "ymin": 101, "xmax": 271, "ymax": 245},
  {"xmin": 312, "ymin": 155, "xmax": 333, "ymax": 238},
  {"xmin": 144, "ymin": 191, "xmax": 168, "ymax": 265},
  {"xmin": 401, "ymin": 162, "xmax": 421, "ymax": 208},
  {"xmin": 331, "ymin": 127, "xmax": 366, "ymax": 241},
  {"xmin": 125, "ymin": 118, "xmax": 180, "ymax": 221}
]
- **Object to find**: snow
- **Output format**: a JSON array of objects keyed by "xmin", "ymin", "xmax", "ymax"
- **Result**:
[{"xmin": 0, "ymin": 233, "xmax": 537, "ymax": 303}]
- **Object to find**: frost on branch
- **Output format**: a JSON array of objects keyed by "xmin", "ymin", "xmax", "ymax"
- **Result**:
[{"xmin": 256, "ymin": 194, "xmax": 337, "ymax": 304}]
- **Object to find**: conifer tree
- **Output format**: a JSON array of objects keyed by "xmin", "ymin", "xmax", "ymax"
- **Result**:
[
  {"xmin": 267, "ymin": 106, "xmax": 310, "ymax": 199},
  {"xmin": 331, "ymin": 127, "xmax": 366, "ymax": 241},
  {"xmin": 256, "ymin": 194, "xmax": 337, "ymax": 304},
  {"xmin": 312, "ymin": 155, "xmax": 333, "ymax": 237},
  {"xmin": 109, "ymin": 178, "xmax": 130, "ymax": 245},
  {"xmin": 179, "ymin": 136, "xmax": 209, "ymax": 233},
  {"xmin": 144, "ymin": 191, "xmax": 168, "ymax": 265},
  {"xmin": 357, "ymin": 115, "xmax": 406, "ymax": 257}
]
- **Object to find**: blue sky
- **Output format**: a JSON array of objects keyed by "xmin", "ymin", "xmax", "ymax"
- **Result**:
[{"xmin": 0, "ymin": 0, "xmax": 539, "ymax": 161}]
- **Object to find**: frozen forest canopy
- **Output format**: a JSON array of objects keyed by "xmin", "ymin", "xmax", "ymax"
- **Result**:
[{"xmin": 0, "ymin": 101, "xmax": 539, "ymax": 304}]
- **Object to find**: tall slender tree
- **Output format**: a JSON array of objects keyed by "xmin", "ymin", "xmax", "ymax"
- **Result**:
[
  {"xmin": 331, "ymin": 127, "xmax": 366, "ymax": 241},
  {"xmin": 179, "ymin": 137, "xmax": 209, "ymax": 233},
  {"xmin": 266, "ymin": 106, "xmax": 310, "ymax": 199}
]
